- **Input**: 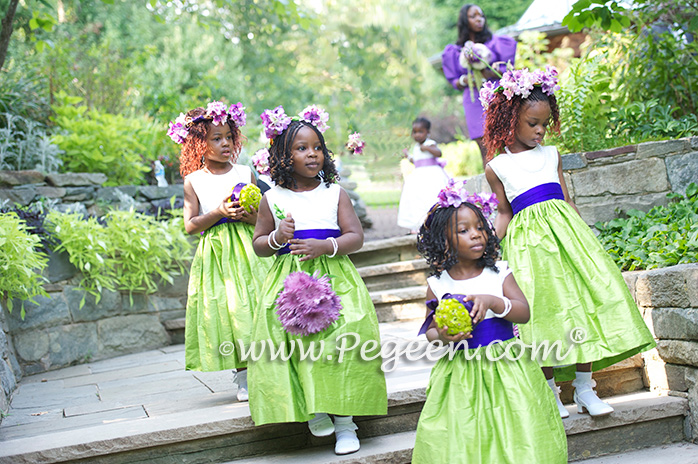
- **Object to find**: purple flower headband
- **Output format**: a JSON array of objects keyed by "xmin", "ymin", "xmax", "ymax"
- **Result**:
[
  {"xmin": 260, "ymin": 104, "xmax": 330, "ymax": 141},
  {"xmin": 430, "ymin": 179, "xmax": 499, "ymax": 221},
  {"xmin": 167, "ymin": 101, "xmax": 247, "ymax": 144},
  {"xmin": 479, "ymin": 66, "xmax": 560, "ymax": 110}
]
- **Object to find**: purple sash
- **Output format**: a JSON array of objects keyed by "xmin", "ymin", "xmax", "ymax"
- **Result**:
[
  {"xmin": 419, "ymin": 294, "xmax": 515, "ymax": 349},
  {"xmin": 277, "ymin": 228, "xmax": 341, "ymax": 256},
  {"xmin": 510, "ymin": 182, "xmax": 564, "ymax": 215},
  {"xmin": 202, "ymin": 183, "xmax": 247, "ymax": 234},
  {"xmin": 414, "ymin": 158, "xmax": 439, "ymax": 168}
]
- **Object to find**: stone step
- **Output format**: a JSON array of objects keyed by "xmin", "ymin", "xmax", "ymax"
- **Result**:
[
  {"xmin": 575, "ymin": 441, "xmax": 698, "ymax": 463},
  {"xmin": 223, "ymin": 392, "xmax": 690, "ymax": 463},
  {"xmin": 358, "ymin": 259, "xmax": 429, "ymax": 292},
  {"xmin": 0, "ymin": 313, "xmax": 666, "ymax": 464},
  {"xmin": 349, "ymin": 236, "xmax": 420, "ymax": 269},
  {"xmin": 371, "ymin": 286, "xmax": 426, "ymax": 323},
  {"xmin": 0, "ymin": 320, "xmax": 432, "ymax": 464}
]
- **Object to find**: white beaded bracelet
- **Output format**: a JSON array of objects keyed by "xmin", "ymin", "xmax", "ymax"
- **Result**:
[
  {"xmin": 493, "ymin": 296, "xmax": 512, "ymax": 319},
  {"xmin": 327, "ymin": 237, "xmax": 338, "ymax": 258},
  {"xmin": 267, "ymin": 230, "xmax": 283, "ymax": 250},
  {"xmin": 458, "ymin": 74, "xmax": 468, "ymax": 87}
]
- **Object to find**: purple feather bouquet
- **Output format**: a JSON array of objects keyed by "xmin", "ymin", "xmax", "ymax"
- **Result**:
[{"xmin": 275, "ymin": 271, "xmax": 342, "ymax": 336}]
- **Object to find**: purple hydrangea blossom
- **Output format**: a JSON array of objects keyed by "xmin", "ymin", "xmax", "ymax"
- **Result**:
[
  {"xmin": 437, "ymin": 179, "xmax": 468, "ymax": 208},
  {"xmin": 479, "ymin": 80, "xmax": 499, "ymax": 109},
  {"xmin": 167, "ymin": 113, "xmax": 189, "ymax": 144},
  {"xmin": 346, "ymin": 132, "xmax": 365, "ymax": 155},
  {"xmin": 261, "ymin": 106, "xmax": 292, "ymax": 139},
  {"xmin": 205, "ymin": 101, "xmax": 230, "ymax": 126},
  {"xmin": 299, "ymin": 105, "xmax": 330, "ymax": 133},
  {"xmin": 251, "ymin": 148, "xmax": 270, "ymax": 176},
  {"xmin": 436, "ymin": 180, "xmax": 499, "ymax": 219},
  {"xmin": 228, "ymin": 102, "xmax": 247, "ymax": 127},
  {"xmin": 482, "ymin": 66, "xmax": 560, "ymax": 109},
  {"xmin": 275, "ymin": 271, "xmax": 342, "ymax": 336}
]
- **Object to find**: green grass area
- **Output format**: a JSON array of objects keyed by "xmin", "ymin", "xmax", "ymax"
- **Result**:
[{"xmin": 357, "ymin": 188, "xmax": 401, "ymax": 208}]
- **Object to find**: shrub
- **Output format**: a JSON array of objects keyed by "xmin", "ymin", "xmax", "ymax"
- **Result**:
[
  {"xmin": 0, "ymin": 213, "xmax": 49, "ymax": 318},
  {"xmin": 596, "ymin": 183, "xmax": 698, "ymax": 271},
  {"xmin": 50, "ymin": 92, "xmax": 169, "ymax": 186},
  {"xmin": 46, "ymin": 209, "xmax": 193, "ymax": 306},
  {"xmin": 0, "ymin": 112, "xmax": 64, "ymax": 172}
]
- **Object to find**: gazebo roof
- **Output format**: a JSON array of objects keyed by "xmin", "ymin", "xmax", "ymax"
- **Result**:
[{"xmin": 497, "ymin": 0, "xmax": 577, "ymax": 38}]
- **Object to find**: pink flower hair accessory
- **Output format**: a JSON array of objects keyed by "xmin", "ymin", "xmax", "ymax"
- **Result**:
[
  {"xmin": 251, "ymin": 148, "xmax": 270, "ymax": 176},
  {"xmin": 275, "ymin": 271, "xmax": 342, "ymax": 336},
  {"xmin": 435, "ymin": 179, "xmax": 498, "ymax": 219},
  {"xmin": 260, "ymin": 105, "xmax": 293, "ymax": 140},
  {"xmin": 345, "ymin": 132, "xmax": 365, "ymax": 155},
  {"xmin": 167, "ymin": 100, "xmax": 247, "ymax": 144},
  {"xmin": 479, "ymin": 66, "xmax": 560, "ymax": 110},
  {"xmin": 298, "ymin": 105, "xmax": 330, "ymax": 133}
]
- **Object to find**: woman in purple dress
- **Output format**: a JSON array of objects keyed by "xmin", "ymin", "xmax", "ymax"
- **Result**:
[{"xmin": 442, "ymin": 4, "xmax": 517, "ymax": 167}]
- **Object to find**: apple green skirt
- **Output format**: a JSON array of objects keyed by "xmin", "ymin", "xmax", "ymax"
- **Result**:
[
  {"xmin": 184, "ymin": 222, "xmax": 273, "ymax": 371},
  {"xmin": 412, "ymin": 340, "xmax": 567, "ymax": 463},
  {"xmin": 248, "ymin": 253, "xmax": 387, "ymax": 426},
  {"xmin": 502, "ymin": 199, "xmax": 655, "ymax": 381}
]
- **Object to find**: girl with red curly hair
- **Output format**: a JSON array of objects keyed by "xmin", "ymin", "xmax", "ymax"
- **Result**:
[
  {"xmin": 168, "ymin": 101, "xmax": 272, "ymax": 402},
  {"xmin": 482, "ymin": 68, "xmax": 655, "ymax": 419}
]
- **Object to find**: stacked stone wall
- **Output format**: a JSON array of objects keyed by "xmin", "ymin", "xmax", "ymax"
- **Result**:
[
  {"xmin": 626, "ymin": 264, "xmax": 698, "ymax": 440},
  {"xmin": 466, "ymin": 136, "xmax": 698, "ymax": 226}
]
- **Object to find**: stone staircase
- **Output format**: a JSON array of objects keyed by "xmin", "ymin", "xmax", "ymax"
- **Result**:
[{"xmin": 1, "ymin": 235, "xmax": 690, "ymax": 463}]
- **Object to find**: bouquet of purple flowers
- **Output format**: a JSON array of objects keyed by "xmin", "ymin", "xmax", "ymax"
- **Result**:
[{"xmin": 275, "ymin": 271, "xmax": 342, "ymax": 336}]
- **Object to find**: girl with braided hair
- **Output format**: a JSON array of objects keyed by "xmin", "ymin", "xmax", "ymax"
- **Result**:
[
  {"xmin": 412, "ymin": 181, "xmax": 566, "ymax": 463},
  {"xmin": 248, "ymin": 105, "xmax": 386, "ymax": 456}
]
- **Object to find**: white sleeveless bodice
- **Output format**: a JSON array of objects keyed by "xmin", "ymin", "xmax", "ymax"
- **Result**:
[
  {"xmin": 487, "ymin": 144, "xmax": 560, "ymax": 202},
  {"xmin": 427, "ymin": 262, "xmax": 512, "ymax": 321},
  {"xmin": 410, "ymin": 138, "xmax": 438, "ymax": 162},
  {"xmin": 186, "ymin": 165, "xmax": 253, "ymax": 215},
  {"xmin": 266, "ymin": 183, "xmax": 341, "ymax": 230}
]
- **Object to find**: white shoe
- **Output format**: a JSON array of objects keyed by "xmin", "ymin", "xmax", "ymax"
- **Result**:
[
  {"xmin": 234, "ymin": 369, "xmax": 248, "ymax": 402},
  {"xmin": 334, "ymin": 416, "xmax": 360, "ymax": 455},
  {"xmin": 547, "ymin": 378, "xmax": 569, "ymax": 419},
  {"xmin": 572, "ymin": 373, "xmax": 613, "ymax": 416},
  {"xmin": 308, "ymin": 413, "xmax": 334, "ymax": 437}
]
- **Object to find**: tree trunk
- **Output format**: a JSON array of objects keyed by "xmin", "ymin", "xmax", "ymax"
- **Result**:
[{"xmin": 0, "ymin": 0, "xmax": 20, "ymax": 71}]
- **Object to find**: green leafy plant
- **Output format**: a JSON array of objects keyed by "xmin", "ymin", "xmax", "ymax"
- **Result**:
[
  {"xmin": 0, "ymin": 112, "xmax": 64, "ymax": 172},
  {"xmin": 50, "ymin": 92, "xmax": 165, "ymax": 186},
  {"xmin": 46, "ymin": 209, "xmax": 193, "ymax": 306},
  {"xmin": 546, "ymin": 51, "xmax": 617, "ymax": 153},
  {"xmin": 0, "ymin": 212, "xmax": 49, "ymax": 318},
  {"xmin": 596, "ymin": 183, "xmax": 698, "ymax": 271}
]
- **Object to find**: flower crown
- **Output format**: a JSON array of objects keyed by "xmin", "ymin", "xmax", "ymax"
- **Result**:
[
  {"xmin": 426, "ymin": 179, "xmax": 499, "ymax": 226},
  {"xmin": 167, "ymin": 101, "xmax": 247, "ymax": 144},
  {"xmin": 260, "ymin": 104, "xmax": 330, "ymax": 140},
  {"xmin": 479, "ymin": 66, "xmax": 560, "ymax": 110}
]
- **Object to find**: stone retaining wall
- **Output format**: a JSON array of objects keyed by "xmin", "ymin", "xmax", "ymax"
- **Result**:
[
  {"xmin": 0, "ymin": 171, "xmax": 184, "ymax": 217},
  {"xmin": 3, "ymin": 257, "xmax": 189, "ymax": 376},
  {"xmin": 0, "ymin": 302, "xmax": 21, "ymax": 422},
  {"xmin": 466, "ymin": 136, "xmax": 698, "ymax": 226},
  {"xmin": 627, "ymin": 263, "xmax": 698, "ymax": 441}
]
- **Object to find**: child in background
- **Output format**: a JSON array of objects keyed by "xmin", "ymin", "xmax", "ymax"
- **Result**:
[
  {"xmin": 248, "ymin": 105, "xmax": 387, "ymax": 456},
  {"xmin": 397, "ymin": 117, "xmax": 450, "ymax": 234},
  {"xmin": 169, "ymin": 101, "xmax": 273, "ymax": 402},
  {"xmin": 412, "ymin": 181, "xmax": 566, "ymax": 463},
  {"xmin": 481, "ymin": 67, "xmax": 655, "ymax": 417}
]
